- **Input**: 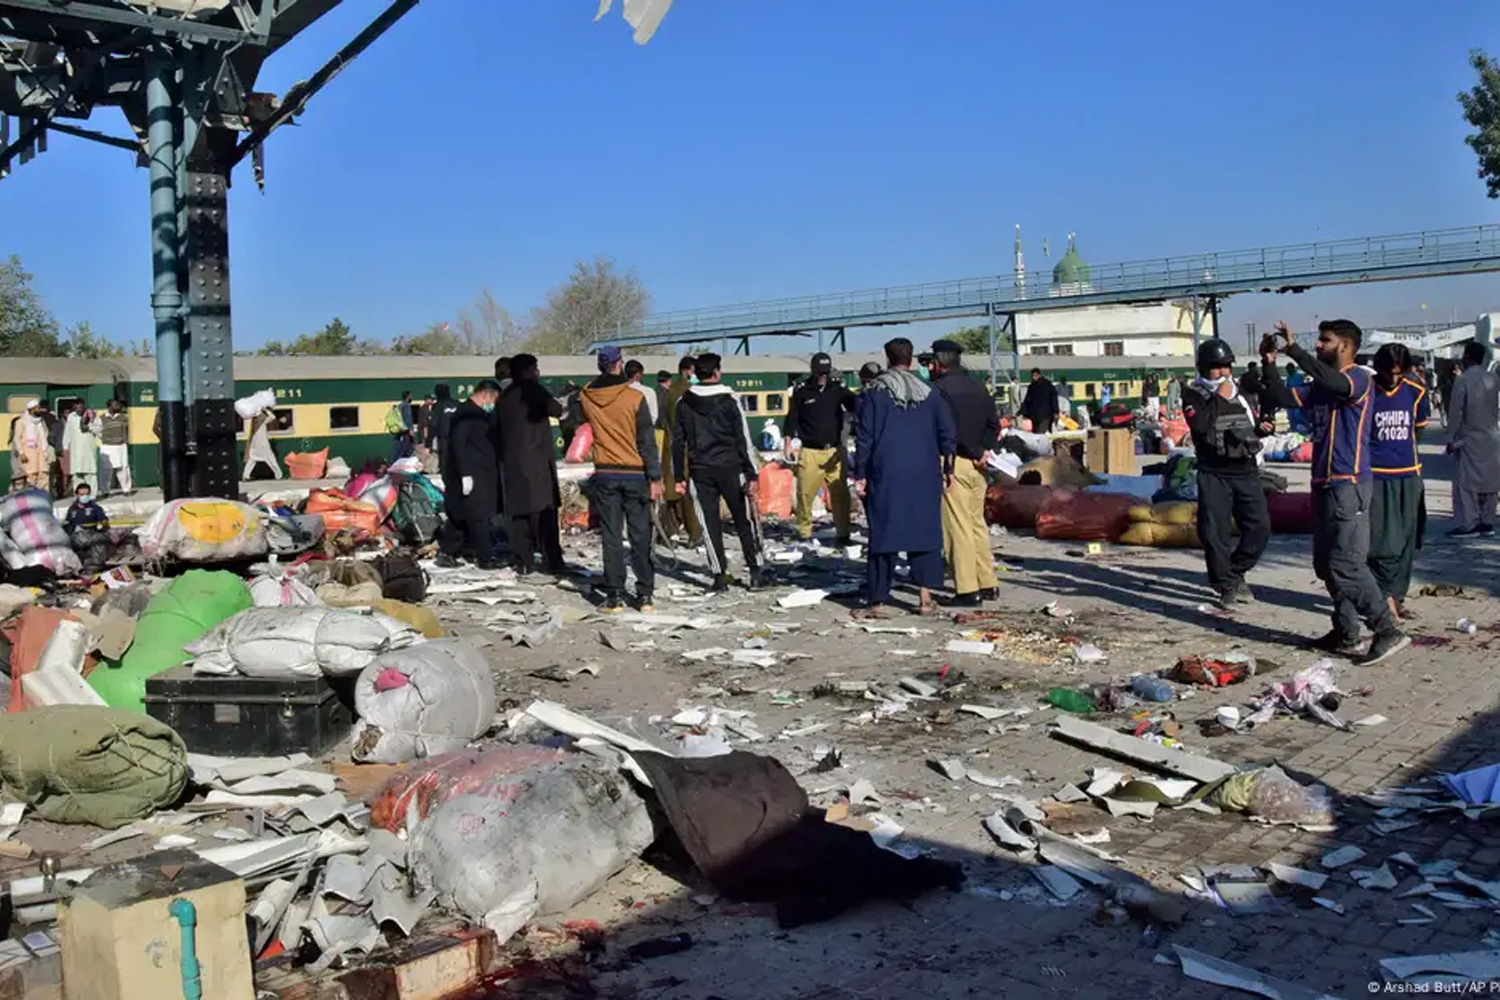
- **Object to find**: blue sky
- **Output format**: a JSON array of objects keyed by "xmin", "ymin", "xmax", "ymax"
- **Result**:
[{"xmin": 3, "ymin": 0, "xmax": 1498, "ymax": 353}]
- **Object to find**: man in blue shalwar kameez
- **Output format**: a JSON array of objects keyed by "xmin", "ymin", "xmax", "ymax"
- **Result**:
[{"xmin": 852, "ymin": 337, "xmax": 957, "ymax": 618}]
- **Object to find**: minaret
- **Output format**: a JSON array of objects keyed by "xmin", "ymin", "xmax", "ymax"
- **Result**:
[{"xmin": 1014, "ymin": 224, "xmax": 1026, "ymax": 299}]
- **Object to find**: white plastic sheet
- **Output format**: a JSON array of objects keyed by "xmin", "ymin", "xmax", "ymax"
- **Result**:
[{"xmin": 410, "ymin": 755, "xmax": 654, "ymax": 941}]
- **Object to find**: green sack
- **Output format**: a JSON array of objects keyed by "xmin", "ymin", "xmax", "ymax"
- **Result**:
[
  {"xmin": 0, "ymin": 706, "xmax": 188, "ymax": 828},
  {"xmin": 89, "ymin": 569, "xmax": 252, "ymax": 711}
]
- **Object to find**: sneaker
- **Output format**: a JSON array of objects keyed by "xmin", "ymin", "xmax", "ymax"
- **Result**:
[
  {"xmin": 1363, "ymin": 629, "xmax": 1411, "ymax": 666},
  {"xmin": 1305, "ymin": 629, "xmax": 1363, "ymax": 656},
  {"xmin": 434, "ymin": 554, "xmax": 461, "ymax": 569},
  {"xmin": 747, "ymin": 567, "xmax": 763, "ymax": 591},
  {"xmin": 947, "ymin": 592, "xmax": 982, "ymax": 608},
  {"xmin": 709, "ymin": 574, "xmax": 730, "ymax": 593},
  {"xmin": 979, "ymin": 587, "xmax": 999, "ymax": 601},
  {"xmin": 1448, "ymin": 526, "xmax": 1482, "ymax": 537},
  {"xmin": 599, "ymin": 593, "xmax": 626, "ymax": 614},
  {"xmin": 635, "ymin": 592, "xmax": 655, "ymax": 614},
  {"xmin": 1227, "ymin": 580, "xmax": 1256, "ymax": 605},
  {"xmin": 1480, "ymin": 524, "xmax": 1495, "ymax": 536}
]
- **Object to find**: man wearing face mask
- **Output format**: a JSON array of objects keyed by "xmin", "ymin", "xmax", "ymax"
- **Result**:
[
  {"xmin": 440, "ymin": 379, "xmax": 503, "ymax": 569},
  {"xmin": 1182, "ymin": 339, "xmax": 1271, "ymax": 608}
]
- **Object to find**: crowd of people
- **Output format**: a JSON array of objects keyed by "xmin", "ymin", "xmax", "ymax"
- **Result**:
[
  {"xmin": 9, "ymin": 397, "xmax": 134, "ymax": 498},
  {"xmin": 15, "ymin": 326, "xmax": 1493, "ymax": 654}
]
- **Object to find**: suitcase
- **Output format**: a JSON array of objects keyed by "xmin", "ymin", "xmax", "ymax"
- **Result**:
[{"xmin": 143, "ymin": 666, "xmax": 352, "ymax": 756}]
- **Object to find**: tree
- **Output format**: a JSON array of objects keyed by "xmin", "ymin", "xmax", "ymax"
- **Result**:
[
  {"xmin": 391, "ymin": 322, "xmax": 463, "ymax": 356},
  {"xmin": 0, "ymin": 256, "xmax": 66, "ymax": 357},
  {"xmin": 522, "ymin": 257, "xmax": 650, "ymax": 354},
  {"xmin": 260, "ymin": 317, "xmax": 357, "ymax": 356},
  {"xmin": 64, "ymin": 321, "xmax": 125, "ymax": 359},
  {"xmin": 453, "ymin": 288, "xmax": 518, "ymax": 355},
  {"xmin": 1459, "ymin": 49, "xmax": 1500, "ymax": 199},
  {"xmin": 948, "ymin": 324, "xmax": 1013, "ymax": 356}
]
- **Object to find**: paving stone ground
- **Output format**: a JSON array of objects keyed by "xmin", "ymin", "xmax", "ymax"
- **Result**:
[{"xmin": 457, "ymin": 444, "xmax": 1500, "ymax": 999}]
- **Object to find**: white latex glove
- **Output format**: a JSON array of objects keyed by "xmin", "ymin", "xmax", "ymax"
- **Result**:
[{"xmin": 461, "ymin": 476, "xmax": 473, "ymax": 496}]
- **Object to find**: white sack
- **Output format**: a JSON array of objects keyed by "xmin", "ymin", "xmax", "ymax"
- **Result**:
[
  {"xmin": 185, "ymin": 607, "xmax": 421, "ymax": 679},
  {"xmin": 234, "ymin": 389, "xmax": 278, "ymax": 420},
  {"xmin": 352, "ymin": 640, "xmax": 496, "ymax": 764},
  {"xmin": 0, "ymin": 490, "xmax": 81, "ymax": 575},
  {"xmin": 137, "ymin": 499, "xmax": 268, "ymax": 562}
]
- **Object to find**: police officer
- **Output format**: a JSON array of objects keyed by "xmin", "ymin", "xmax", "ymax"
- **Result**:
[
  {"xmin": 927, "ymin": 339, "xmax": 999, "ymax": 606},
  {"xmin": 785, "ymin": 352, "xmax": 857, "ymax": 545},
  {"xmin": 1182, "ymin": 339, "xmax": 1271, "ymax": 607}
]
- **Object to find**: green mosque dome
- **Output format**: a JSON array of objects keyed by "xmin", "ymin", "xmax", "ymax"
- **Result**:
[{"xmin": 1052, "ymin": 241, "xmax": 1090, "ymax": 286}]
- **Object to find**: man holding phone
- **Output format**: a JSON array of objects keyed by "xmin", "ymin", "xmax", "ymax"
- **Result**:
[{"xmin": 1258, "ymin": 320, "xmax": 1410, "ymax": 665}]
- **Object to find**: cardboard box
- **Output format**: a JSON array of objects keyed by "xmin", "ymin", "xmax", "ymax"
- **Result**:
[{"xmin": 1086, "ymin": 428, "xmax": 1136, "ymax": 475}]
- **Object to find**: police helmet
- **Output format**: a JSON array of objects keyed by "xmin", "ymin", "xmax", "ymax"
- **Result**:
[{"xmin": 1195, "ymin": 339, "xmax": 1236, "ymax": 376}]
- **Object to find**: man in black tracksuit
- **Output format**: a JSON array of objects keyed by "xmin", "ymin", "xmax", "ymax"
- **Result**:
[
  {"xmin": 673, "ymin": 353, "xmax": 762, "ymax": 592},
  {"xmin": 1182, "ymin": 339, "xmax": 1271, "ymax": 607}
]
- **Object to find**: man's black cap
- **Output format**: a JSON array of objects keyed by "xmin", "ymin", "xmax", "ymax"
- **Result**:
[
  {"xmin": 931, "ymin": 339, "xmax": 963, "ymax": 355},
  {"xmin": 810, "ymin": 352, "xmax": 833, "ymax": 373}
]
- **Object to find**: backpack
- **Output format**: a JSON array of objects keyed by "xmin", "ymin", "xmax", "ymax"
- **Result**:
[
  {"xmin": 376, "ymin": 549, "xmax": 428, "ymax": 603},
  {"xmin": 391, "ymin": 477, "xmax": 441, "ymax": 545},
  {"xmin": 384, "ymin": 406, "xmax": 405, "ymax": 435}
]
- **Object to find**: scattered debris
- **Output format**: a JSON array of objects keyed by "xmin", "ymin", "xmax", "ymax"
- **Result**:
[
  {"xmin": 1172, "ymin": 945, "xmax": 1336, "ymax": 1000},
  {"xmin": 1319, "ymin": 845, "xmax": 1366, "ymax": 869}
]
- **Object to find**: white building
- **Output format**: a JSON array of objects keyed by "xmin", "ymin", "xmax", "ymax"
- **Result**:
[{"xmin": 1011, "ymin": 237, "xmax": 1198, "ymax": 359}]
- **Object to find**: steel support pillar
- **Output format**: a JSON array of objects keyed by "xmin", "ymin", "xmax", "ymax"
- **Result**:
[
  {"xmin": 1008, "ymin": 315, "xmax": 1020, "ymax": 413},
  {"xmin": 816, "ymin": 329, "xmax": 825, "ymax": 354},
  {"xmin": 183, "ymin": 150, "xmax": 238, "ymax": 498},
  {"xmin": 986, "ymin": 305, "xmax": 999, "ymax": 391},
  {"xmin": 832, "ymin": 327, "xmax": 846, "ymax": 351},
  {"xmin": 1189, "ymin": 297, "xmax": 1203, "ymax": 354},
  {"xmin": 1208, "ymin": 295, "xmax": 1221, "ymax": 341},
  {"xmin": 146, "ymin": 53, "xmax": 188, "ymax": 500}
]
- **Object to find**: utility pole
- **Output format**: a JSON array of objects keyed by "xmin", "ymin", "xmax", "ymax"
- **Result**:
[{"xmin": 1245, "ymin": 322, "xmax": 1256, "ymax": 355}]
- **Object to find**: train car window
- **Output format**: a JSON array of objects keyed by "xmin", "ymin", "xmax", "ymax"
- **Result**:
[
  {"xmin": 329, "ymin": 406, "xmax": 361, "ymax": 430},
  {"xmin": 740, "ymin": 395, "xmax": 760, "ymax": 414},
  {"xmin": 269, "ymin": 408, "xmax": 295, "ymax": 434},
  {"xmin": 1103, "ymin": 342, "xmax": 1125, "ymax": 357},
  {"xmin": 766, "ymin": 393, "xmax": 785, "ymax": 414},
  {"xmin": 1085, "ymin": 384, "xmax": 1097, "ymax": 399},
  {"xmin": 1052, "ymin": 344, "xmax": 1074, "ymax": 356},
  {"xmin": 6, "ymin": 396, "xmax": 32, "ymax": 413},
  {"xmin": 55, "ymin": 396, "xmax": 82, "ymax": 414}
]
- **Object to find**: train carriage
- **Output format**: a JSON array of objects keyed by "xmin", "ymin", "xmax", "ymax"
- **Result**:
[{"xmin": 0, "ymin": 353, "xmax": 1195, "ymax": 491}]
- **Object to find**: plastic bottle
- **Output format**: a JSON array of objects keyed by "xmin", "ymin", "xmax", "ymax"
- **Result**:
[
  {"xmin": 1129, "ymin": 675, "xmax": 1175, "ymax": 702},
  {"xmin": 1046, "ymin": 688, "xmax": 1096, "ymax": 714},
  {"xmin": 1457, "ymin": 618, "xmax": 1478, "ymax": 635}
]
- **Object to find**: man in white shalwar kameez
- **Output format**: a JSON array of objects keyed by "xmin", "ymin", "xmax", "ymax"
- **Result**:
[
  {"xmin": 243, "ymin": 409, "xmax": 283, "ymax": 480},
  {"xmin": 1446, "ymin": 341, "xmax": 1500, "ymax": 536},
  {"xmin": 61, "ymin": 403, "xmax": 98, "ymax": 491}
]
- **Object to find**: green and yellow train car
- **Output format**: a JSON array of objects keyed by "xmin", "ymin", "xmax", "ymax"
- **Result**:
[{"xmin": 0, "ymin": 353, "xmax": 1195, "ymax": 491}]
